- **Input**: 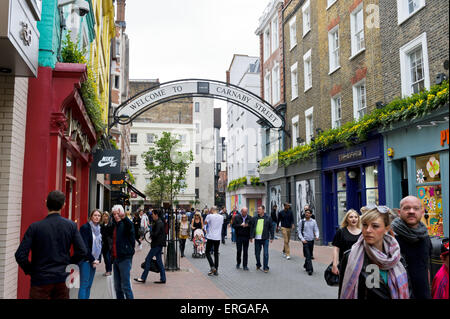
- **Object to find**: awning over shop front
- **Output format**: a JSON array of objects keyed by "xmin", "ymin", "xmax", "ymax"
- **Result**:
[{"xmin": 125, "ymin": 181, "xmax": 146, "ymax": 199}]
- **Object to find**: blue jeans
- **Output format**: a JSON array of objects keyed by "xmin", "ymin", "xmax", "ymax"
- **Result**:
[
  {"xmin": 141, "ymin": 246, "xmax": 166, "ymax": 282},
  {"xmin": 78, "ymin": 260, "xmax": 96, "ymax": 299},
  {"xmin": 272, "ymin": 222, "xmax": 278, "ymax": 237},
  {"xmin": 231, "ymin": 227, "xmax": 236, "ymax": 242},
  {"xmin": 254, "ymin": 239, "xmax": 270, "ymax": 270},
  {"xmin": 113, "ymin": 258, "xmax": 134, "ymax": 299}
]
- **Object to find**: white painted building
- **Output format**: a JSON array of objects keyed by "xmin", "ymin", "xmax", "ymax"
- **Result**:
[{"xmin": 225, "ymin": 55, "xmax": 266, "ymax": 216}]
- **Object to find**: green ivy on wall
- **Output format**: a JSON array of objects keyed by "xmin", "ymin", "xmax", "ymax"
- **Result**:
[{"xmin": 260, "ymin": 81, "xmax": 449, "ymax": 169}]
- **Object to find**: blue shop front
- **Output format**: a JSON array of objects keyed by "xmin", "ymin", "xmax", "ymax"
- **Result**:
[
  {"xmin": 321, "ymin": 135, "xmax": 385, "ymax": 243},
  {"xmin": 382, "ymin": 106, "xmax": 449, "ymax": 238}
]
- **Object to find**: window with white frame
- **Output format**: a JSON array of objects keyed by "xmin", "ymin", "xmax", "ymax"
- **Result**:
[
  {"xmin": 195, "ymin": 122, "xmax": 200, "ymax": 134},
  {"xmin": 331, "ymin": 95, "xmax": 342, "ymax": 129},
  {"xmin": 272, "ymin": 63, "xmax": 280, "ymax": 104},
  {"xmin": 292, "ymin": 115, "xmax": 299, "ymax": 148},
  {"xmin": 130, "ymin": 133, "xmax": 137, "ymax": 143},
  {"xmin": 264, "ymin": 26, "xmax": 271, "ymax": 61},
  {"xmin": 397, "ymin": 0, "xmax": 426, "ymax": 24},
  {"xmin": 353, "ymin": 80, "xmax": 367, "ymax": 120},
  {"xmin": 305, "ymin": 107, "xmax": 314, "ymax": 144},
  {"xmin": 194, "ymin": 102, "xmax": 200, "ymax": 112},
  {"xmin": 271, "ymin": 16, "xmax": 279, "ymax": 53},
  {"xmin": 291, "ymin": 62, "xmax": 298, "ymax": 100},
  {"xmin": 196, "ymin": 143, "xmax": 200, "ymax": 155},
  {"xmin": 264, "ymin": 72, "xmax": 272, "ymax": 103},
  {"xmin": 350, "ymin": 4, "xmax": 365, "ymax": 56},
  {"xmin": 130, "ymin": 155, "xmax": 137, "ymax": 167},
  {"xmin": 289, "ymin": 16, "xmax": 297, "ymax": 50},
  {"xmin": 302, "ymin": 0, "xmax": 311, "ymax": 37},
  {"xmin": 303, "ymin": 49, "xmax": 312, "ymax": 91},
  {"xmin": 399, "ymin": 33, "xmax": 430, "ymax": 97},
  {"xmin": 328, "ymin": 26, "xmax": 340, "ymax": 72},
  {"xmin": 146, "ymin": 133, "xmax": 155, "ymax": 144}
]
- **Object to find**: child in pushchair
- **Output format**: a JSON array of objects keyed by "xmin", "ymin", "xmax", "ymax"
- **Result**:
[{"xmin": 192, "ymin": 228, "xmax": 206, "ymax": 258}]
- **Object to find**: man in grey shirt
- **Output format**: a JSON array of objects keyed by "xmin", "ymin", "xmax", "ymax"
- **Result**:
[{"xmin": 298, "ymin": 209, "xmax": 319, "ymax": 275}]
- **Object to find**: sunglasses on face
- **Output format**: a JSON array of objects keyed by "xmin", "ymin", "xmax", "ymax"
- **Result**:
[{"xmin": 365, "ymin": 204, "xmax": 390, "ymax": 214}]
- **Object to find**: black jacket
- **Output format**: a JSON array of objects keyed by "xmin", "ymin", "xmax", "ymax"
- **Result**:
[
  {"xmin": 270, "ymin": 209, "xmax": 278, "ymax": 224},
  {"xmin": 100, "ymin": 220, "xmax": 114, "ymax": 253},
  {"xmin": 15, "ymin": 213, "xmax": 88, "ymax": 286},
  {"xmin": 278, "ymin": 209, "xmax": 294, "ymax": 228},
  {"xmin": 151, "ymin": 218, "xmax": 166, "ymax": 248},
  {"xmin": 79, "ymin": 223, "xmax": 102, "ymax": 264},
  {"xmin": 250, "ymin": 214, "xmax": 274, "ymax": 241},
  {"xmin": 113, "ymin": 217, "xmax": 135, "ymax": 261},
  {"xmin": 338, "ymin": 249, "xmax": 412, "ymax": 299},
  {"xmin": 233, "ymin": 214, "xmax": 253, "ymax": 238}
]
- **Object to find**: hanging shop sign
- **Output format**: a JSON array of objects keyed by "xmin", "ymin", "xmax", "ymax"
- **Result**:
[
  {"xmin": 111, "ymin": 173, "xmax": 126, "ymax": 187},
  {"xmin": 93, "ymin": 149, "xmax": 121, "ymax": 174}
]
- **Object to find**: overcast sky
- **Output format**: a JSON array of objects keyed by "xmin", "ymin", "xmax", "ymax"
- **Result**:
[{"xmin": 125, "ymin": 0, "xmax": 270, "ymax": 136}]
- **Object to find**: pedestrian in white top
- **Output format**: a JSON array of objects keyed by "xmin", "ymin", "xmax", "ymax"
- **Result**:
[
  {"xmin": 298, "ymin": 209, "xmax": 319, "ymax": 276},
  {"xmin": 204, "ymin": 206, "xmax": 223, "ymax": 276}
]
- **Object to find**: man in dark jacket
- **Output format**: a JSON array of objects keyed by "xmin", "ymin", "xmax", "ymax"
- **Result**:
[
  {"xmin": 135, "ymin": 210, "xmax": 167, "ymax": 284},
  {"xmin": 233, "ymin": 207, "xmax": 253, "ymax": 270},
  {"xmin": 15, "ymin": 190, "xmax": 88, "ymax": 299},
  {"xmin": 277, "ymin": 203, "xmax": 295, "ymax": 260},
  {"xmin": 220, "ymin": 207, "xmax": 229, "ymax": 244},
  {"xmin": 392, "ymin": 196, "xmax": 432, "ymax": 299},
  {"xmin": 250, "ymin": 206, "xmax": 274, "ymax": 273},
  {"xmin": 111, "ymin": 204, "xmax": 135, "ymax": 299},
  {"xmin": 270, "ymin": 204, "xmax": 278, "ymax": 239}
]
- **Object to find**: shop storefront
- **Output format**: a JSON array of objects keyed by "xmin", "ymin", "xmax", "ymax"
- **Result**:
[
  {"xmin": 19, "ymin": 63, "xmax": 97, "ymax": 298},
  {"xmin": 321, "ymin": 135, "xmax": 385, "ymax": 243},
  {"xmin": 383, "ymin": 106, "xmax": 449, "ymax": 237}
]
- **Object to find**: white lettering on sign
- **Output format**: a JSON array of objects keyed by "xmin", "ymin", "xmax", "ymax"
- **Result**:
[{"xmin": 116, "ymin": 80, "xmax": 283, "ymax": 128}]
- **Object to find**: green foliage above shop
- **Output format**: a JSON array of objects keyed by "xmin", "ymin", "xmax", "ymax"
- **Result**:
[
  {"xmin": 260, "ymin": 81, "xmax": 449, "ymax": 170},
  {"xmin": 61, "ymin": 33, "xmax": 106, "ymax": 136},
  {"xmin": 228, "ymin": 177, "xmax": 248, "ymax": 191}
]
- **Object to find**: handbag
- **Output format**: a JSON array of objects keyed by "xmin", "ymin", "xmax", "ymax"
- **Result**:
[
  {"xmin": 140, "ymin": 258, "xmax": 160, "ymax": 273},
  {"xmin": 324, "ymin": 263, "xmax": 339, "ymax": 286}
]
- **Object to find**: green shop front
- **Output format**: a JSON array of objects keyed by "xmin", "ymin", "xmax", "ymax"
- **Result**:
[{"xmin": 383, "ymin": 106, "xmax": 449, "ymax": 237}]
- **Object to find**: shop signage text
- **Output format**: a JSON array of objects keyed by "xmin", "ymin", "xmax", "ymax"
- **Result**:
[
  {"xmin": 111, "ymin": 174, "xmax": 125, "ymax": 187},
  {"xmin": 93, "ymin": 150, "xmax": 121, "ymax": 174},
  {"xmin": 338, "ymin": 149, "xmax": 363, "ymax": 163}
]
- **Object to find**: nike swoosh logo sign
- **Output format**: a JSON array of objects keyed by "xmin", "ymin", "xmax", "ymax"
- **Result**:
[{"xmin": 98, "ymin": 160, "xmax": 118, "ymax": 167}]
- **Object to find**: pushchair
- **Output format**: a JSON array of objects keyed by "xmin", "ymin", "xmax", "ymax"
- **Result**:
[{"xmin": 192, "ymin": 229, "xmax": 206, "ymax": 258}]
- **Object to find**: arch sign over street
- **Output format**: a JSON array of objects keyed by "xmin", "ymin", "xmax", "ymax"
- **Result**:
[{"xmin": 114, "ymin": 79, "xmax": 285, "ymax": 129}]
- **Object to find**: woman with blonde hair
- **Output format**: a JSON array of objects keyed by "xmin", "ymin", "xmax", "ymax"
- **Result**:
[
  {"xmin": 331, "ymin": 209, "xmax": 361, "ymax": 275},
  {"xmin": 191, "ymin": 212, "xmax": 204, "ymax": 240},
  {"xmin": 339, "ymin": 205, "xmax": 410, "ymax": 299},
  {"xmin": 178, "ymin": 214, "xmax": 190, "ymax": 257},
  {"xmin": 100, "ymin": 211, "xmax": 113, "ymax": 276}
]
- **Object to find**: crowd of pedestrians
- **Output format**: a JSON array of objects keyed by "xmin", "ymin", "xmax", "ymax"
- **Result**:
[{"xmin": 14, "ymin": 190, "xmax": 448, "ymax": 300}]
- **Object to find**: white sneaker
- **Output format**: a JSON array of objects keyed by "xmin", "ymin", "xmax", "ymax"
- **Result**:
[{"xmin": 286, "ymin": 256, "xmax": 291, "ymax": 260}]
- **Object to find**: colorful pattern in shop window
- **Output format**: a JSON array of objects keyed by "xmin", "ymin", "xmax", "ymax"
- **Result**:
[
  {"xmin": 426, "ymin": 156, "xmax": 440, "ymax": 178},
  {"xmin": 416, "ymin": 169, "xmax": 425, "ymax": 184},
  {"xmin": 417, "ymin": 185, "xmax": 444, "ymax": 237}
]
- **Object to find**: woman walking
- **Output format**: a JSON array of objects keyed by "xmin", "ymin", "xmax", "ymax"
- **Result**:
[
  {"xmin": 178, "ymin": 214, "xmax": 190, "ymax": 257},
  {"xmin": 78, "ymin": 209, "xmax": 103, "ymax": 299},
  {"xmin": 132, "ymin": 211, "xmax": 142, "ymax": 250},
  {"xmin": 100, "ymin": 211, "xmax": 114, "ymax": 276},
  {"xmin": 331, "ymin": 209, "xmax": 361, "ymax": 275},
  {"xmin": 339, "ymin": 205, "xmax": 410, "ymax": 299},
  {"xmin": 191, "ymin": 212, "xmax": 204, "ymax": 240}
]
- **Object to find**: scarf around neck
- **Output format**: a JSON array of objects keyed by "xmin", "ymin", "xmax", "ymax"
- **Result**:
[
  {"xmin": 340, "ymin": 234, "xmax": 409, "ymax": 299},
  {"xmin": 391, "ymin": 217, "xmax": 429, "ymax": 243},
  {"xmin": 89, "ymin": 221, "xmax": 102, "ymax": 260}
]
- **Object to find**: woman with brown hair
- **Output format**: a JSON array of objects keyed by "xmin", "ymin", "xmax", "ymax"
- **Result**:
[
  {"xmin": 331, "ymin": 209, "xmax": 361, "ymax": 275},
  {"xmin": 100, "ymin": 211, "xmax": 113, "ymax": 276},
  {"xmin": 339, "ymin": 205, "xmax": 410, "ymax": 299}
]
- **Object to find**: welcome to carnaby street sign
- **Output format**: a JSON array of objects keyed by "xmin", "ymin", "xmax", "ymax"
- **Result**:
[{"xmin": 114, "ymin": 79, "xmax": 285, "ymax": 129}]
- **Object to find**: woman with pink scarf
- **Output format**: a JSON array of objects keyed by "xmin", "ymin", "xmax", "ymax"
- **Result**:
[{"xmin": 339, "ymin": 205, "xmax": 410, "ymax": 299}]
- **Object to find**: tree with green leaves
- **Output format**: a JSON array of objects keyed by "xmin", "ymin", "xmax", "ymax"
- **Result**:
[{"xmin": 142, "ymin": 132, "xmax": 193, "ymax": 209}]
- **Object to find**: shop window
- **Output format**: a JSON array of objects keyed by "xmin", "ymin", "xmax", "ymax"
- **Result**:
[
  {"xmin": 130, "ymin": 155, "xmax": 137, "ymax": 167},
  {"xmin": 415, "ymin": 153, "xmax": 443, "ymax": 236},
  {"xmin": 365, "ymin": 165, "xmax": 379, "ymax": 205},
  {"xmin": 337, "ymin": 171, "xmax": 347, "ymax": 225}
]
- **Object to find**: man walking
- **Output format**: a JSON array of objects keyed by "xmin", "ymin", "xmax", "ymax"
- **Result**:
[
  {"xmin": 15, "ymin": 190, "xmax": 88, "ymax": 299},
  {"xmin": 278, "ymin": 203, "xmax": 295, "ymax": 260},
  {"xmin": 392, "ymin": 195, "xmax": 432, "ymax": 299},
  {"xmin": 134, "ymin": 210, "xmax": 166, "ymax": 284},
  {"xmin": 111, "ymin": 204, "xmax": 135, "ymax": 299},
  {"xmin": 298, "ymin": 208, "xmax": 319, "ymax": 275},
  {"xmin": 220, "ymin": 207, "xmax": 229, "ymax": 244},
  {"xmin": 250, "ymin": 206, "xmax": 274, "ymax": 273},
  {"xmin": 204, "ymin": 206, "xmax": 223, "ymax": 276},
  {"xmin": 233, "ymin": 207, "xmax": 253, "ymax": 270},
  {"xmin": 270, "ymin": 204, "xmax": 278, "ymax": 240}
]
